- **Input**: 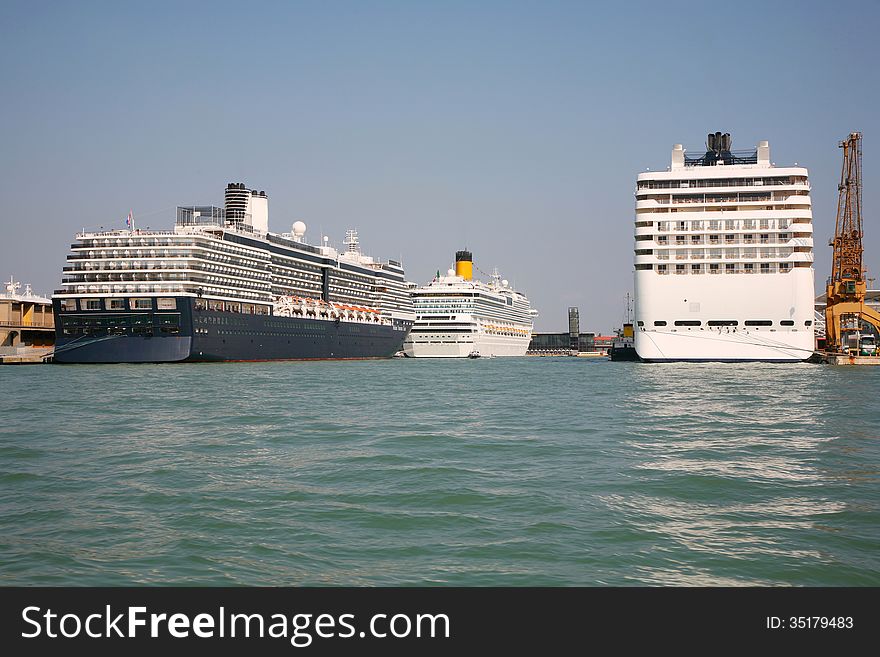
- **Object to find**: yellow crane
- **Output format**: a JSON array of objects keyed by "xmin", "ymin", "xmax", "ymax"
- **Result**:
[{"xmin": 824, "ymin": 132, "xmax": 880, "ymax": 352}]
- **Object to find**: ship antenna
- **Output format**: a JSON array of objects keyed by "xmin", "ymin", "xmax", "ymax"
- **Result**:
[{"xmin": 343, "ymin": 229, "xmax": 360, "ymax": 254}]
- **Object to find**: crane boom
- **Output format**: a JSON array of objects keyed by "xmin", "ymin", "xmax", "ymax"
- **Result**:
[{"xmin": 825, "ymin": 132, "xmax": 880, "ymax": 352}]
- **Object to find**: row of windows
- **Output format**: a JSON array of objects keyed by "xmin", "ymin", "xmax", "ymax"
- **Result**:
[
  {"xmin": 636, "ymin": 176, "xmax": 807, "ymax": 190},
  {"xmin": 655, "ymin": 219, "xmax": 802, "ymax": 232},
  {"xmin": 653, "ymin": 233, "xmax": 792, "ymax": 244},
  {"xmin": 59, "ymin": 297, "xmax": 172, "ymax": 312},
  {"xmin": 642, "ymin": 204, "xmax": 809, "ymax": 215},
  {"xmin": 644, "ymin": 320, "xmax": 812, "ymax": 327},
  {"xmin": 638, "ymin": 190, "xmax": 810, "ymax": 203},
  {"xmin": 651, "ymin": 250, "xmax": 797, "ymax": 259},
  {"xmin": 194, "ymin": 299, "xmax": 271, "ymax": 315},
  {"xmin": 647, "ymin": 262, "xmax": 795, "ymax": 273}
]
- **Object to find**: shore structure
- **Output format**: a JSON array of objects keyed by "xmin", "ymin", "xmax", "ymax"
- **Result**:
[{"xmin": 0, "ymin": 277, "xmax": 54, "ymax": 364}]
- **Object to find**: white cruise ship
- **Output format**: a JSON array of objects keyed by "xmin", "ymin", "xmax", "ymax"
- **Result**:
[
  {"xmin": 634, "ymin": 133, "xmax": 815, "ymax": 362},
  {"xmin": 403, "ymin": 250, "xmax": 537, "ymax": 357}
]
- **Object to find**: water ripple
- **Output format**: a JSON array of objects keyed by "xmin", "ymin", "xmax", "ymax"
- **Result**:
[{"xmin": 0, "ymin": 359, "xmax": 878, "ymax": 585}]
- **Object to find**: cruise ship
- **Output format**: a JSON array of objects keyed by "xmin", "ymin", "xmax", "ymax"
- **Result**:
[
  {"xmin": 52, "ymin": 183, "xmax": 414, "ymax": 363},
  {"xmin": 634, "ymin": 133, "xmax": 815, "ymax": 362},
  {"xmin": 403, "ymin": 250, "xmax": 537, "ymax": 357}
]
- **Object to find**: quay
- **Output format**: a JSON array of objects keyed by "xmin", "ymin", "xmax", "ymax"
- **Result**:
[{"xmin": 816, "ymin": 352, "xmax": 880, "ymax": 366}]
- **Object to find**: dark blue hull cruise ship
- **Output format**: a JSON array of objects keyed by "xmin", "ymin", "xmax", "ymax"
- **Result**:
[{"xmin": 52, "ymin": 183, "xmax": 414, "ymax": 363}]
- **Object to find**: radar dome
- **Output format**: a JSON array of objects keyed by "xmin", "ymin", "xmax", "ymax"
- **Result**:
[
  {"xmin": 501, "ymin": 279, "xmax": 509, "ymax": 287},
  {"xmin": 447, "ymin": 268, "xmax": 455, "ymax": 277},
  {"xmin": 292, "ymin": 221, "xmax": 307, "ymax": 237}
]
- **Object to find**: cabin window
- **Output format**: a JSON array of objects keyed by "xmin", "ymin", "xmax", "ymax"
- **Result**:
[
  {"xmin": 84, "ymin": 299, "xmax": 102, "ymax": 310},
  {"xmin": 131, "ymin": 298, "xmax": 152, "ymax": 310},
  {"xmin": 157, "ymin": 298, "xmax": 177, "ymax": 310},
  {"xmin": 107, "ymin": 298, "xmax": 125, "ymax": 310},
  {"xmin": 744, "ymin": 320, "xmax": 772, "ymax": 326},
  {"xmin": 780, "ymin": 320, "xmax": 795, "ymax": 326},
  {"xmin": 805, "ymin": 320, "xmax": 813, "ymax": 326},
  {"xmin": 208, "ymin": 300, "xmax": 224, "ymax": 311},
  {"xmin": 674, "ymin": 320, "xmax": 701, "ymax": 326},
  {"xmin": 61, "ymin": 299, "xmax": 78, "ymax": 311},
  {"xmin": 653, "ymin": 321, "xmax": 667, "ymax": 326},
  {"xmin": 707, "ymin": 320, "xmax": 738, "ymax": 326},
  {"xmin": 637, "ymin": 321, "xmax": 644, "ymax": 327},
  {"xmin": 194, "ymin": 299, "xmax": 207, "ymax": 311}
]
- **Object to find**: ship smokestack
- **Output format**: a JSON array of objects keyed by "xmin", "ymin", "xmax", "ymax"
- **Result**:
[{"xmin": 455, "ymin": 250, "xmax": 473, "ymax": 280}]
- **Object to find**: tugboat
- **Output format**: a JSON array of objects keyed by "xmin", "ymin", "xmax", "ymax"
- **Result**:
[{"xmin": 609, "ymin": 294, "xmax": 640, "ymax": 362}]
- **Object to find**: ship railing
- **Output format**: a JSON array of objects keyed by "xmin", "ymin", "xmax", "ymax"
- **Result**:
[
  {"xmin": 77, "ymin": 230, "xmax": 179, "ymax": 239},
  {"xmin": 813, "ymin": 311, "xmax": 826, "ymax": 337},
  {"xmin": 176, "ymin": 206, "xmax": 225, "ymax": 226},
  {"xmin": 0, "ymin": 319, "xmax": 55, "ymax": 328}
]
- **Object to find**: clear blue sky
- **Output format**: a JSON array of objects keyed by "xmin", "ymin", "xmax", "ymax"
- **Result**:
[{"xmin": 2, "ymin": 0, "xmax": 878, "ymax": 332}]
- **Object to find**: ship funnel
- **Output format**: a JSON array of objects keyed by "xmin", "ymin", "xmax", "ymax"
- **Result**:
[{"xmin": 455, "ymin": 250, "xmax": 473, "ymax": 280}]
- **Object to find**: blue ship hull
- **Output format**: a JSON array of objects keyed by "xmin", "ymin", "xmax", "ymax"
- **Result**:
[{"xmin": 53, "ymin": 298, "xmax": 410, "ymax": 363}]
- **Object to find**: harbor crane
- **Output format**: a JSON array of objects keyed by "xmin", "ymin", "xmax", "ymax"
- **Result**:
[{"xmin": 824, "ymin": 132, "xmax": 880, "ymax": 352}]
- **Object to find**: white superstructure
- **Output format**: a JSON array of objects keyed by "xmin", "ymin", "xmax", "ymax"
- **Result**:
[
  {"xmin": 634, "ymin": 133, "xmax": 815, "ymax": 361},
  {"xmin": 403, "ymin": 250, "xmax": 537, "ymax": 357}
]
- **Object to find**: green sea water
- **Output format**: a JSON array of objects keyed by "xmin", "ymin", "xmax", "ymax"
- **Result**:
[{"xmin": 1, "ymin": 358, "xmax": 878, "ymax": 586}]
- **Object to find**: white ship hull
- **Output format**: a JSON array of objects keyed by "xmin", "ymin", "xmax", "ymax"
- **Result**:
[
  {"xmin": 635, "ymin": 266, "xmax": 814, "ymax": 362},
  {"xmin": 403, "ymin": 332, "xmax": 530, "ymax": 358}
]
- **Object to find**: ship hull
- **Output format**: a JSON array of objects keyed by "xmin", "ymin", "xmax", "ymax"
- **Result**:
[
  {"xmin": 403, "ymin": 333, "xmax": 530, "ymax": 358},
  {"xmin": 634, "ymin": 270, "xmax": 815, "ymax": 363},
  {"xmin": 53, "ymin": 299, "xmax": 411, "ymax": 363}
]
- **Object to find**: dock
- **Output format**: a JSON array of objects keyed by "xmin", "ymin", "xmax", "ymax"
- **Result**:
[
  {"xmin": 0, "ymin": 348, "xmax": 53, "ymax": 364},
  {"xmin": 820, "ymin": 353, "xmax": 880, "ymax": 366}
]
